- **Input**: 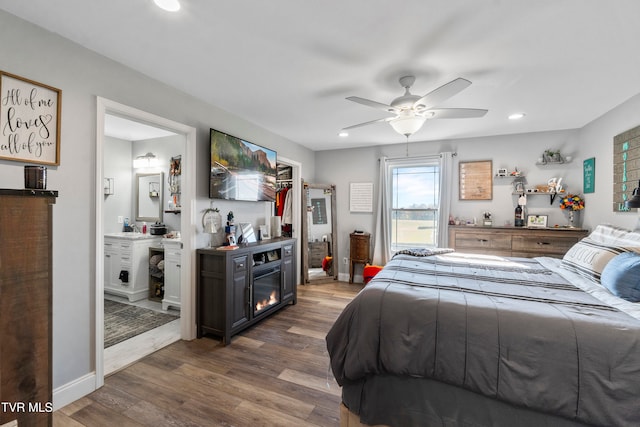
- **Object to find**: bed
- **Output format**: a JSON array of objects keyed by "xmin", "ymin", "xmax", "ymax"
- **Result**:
[{"xmin": 326, "ymin": 225, "xmax": 640, "ymax": 427}]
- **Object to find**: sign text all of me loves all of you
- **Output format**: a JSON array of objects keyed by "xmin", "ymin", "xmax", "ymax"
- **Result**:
[{"xmin": 0, "ymin": 71, "xmax": 61, "ymax": 166}]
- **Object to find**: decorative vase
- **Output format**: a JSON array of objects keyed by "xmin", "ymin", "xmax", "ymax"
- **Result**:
[{"xmin": 568, "ymin": 210, "xmax": 582, "ymax": 228}]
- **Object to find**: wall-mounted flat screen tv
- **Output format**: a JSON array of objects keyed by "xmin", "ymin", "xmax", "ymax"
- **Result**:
[{"xmin": 209, "ymin": 128, "xmax": 277, "ymax": 202}]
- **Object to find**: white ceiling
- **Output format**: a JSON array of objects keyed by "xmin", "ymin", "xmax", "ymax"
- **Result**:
[
  {"xmin": 104, "ymin": 114, "xmax": 177, "ymax": 141},
  {"xmin": 2, "ymin": 0, "xmax": 640, "ymax": 151}
]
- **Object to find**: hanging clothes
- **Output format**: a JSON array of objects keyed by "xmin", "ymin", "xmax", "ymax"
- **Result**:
[
  {"xmin": 282, "ymin": 188, "xmax": 293, "ymax": 225},
  {"xmin": 275, "ymin": 186, "xmax": 289, "ymax": 217}
]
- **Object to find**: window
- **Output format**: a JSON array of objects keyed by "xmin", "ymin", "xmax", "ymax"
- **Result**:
[{"xmin": 389, "ymin": 159, "xmax": 440, "ymax": 251}]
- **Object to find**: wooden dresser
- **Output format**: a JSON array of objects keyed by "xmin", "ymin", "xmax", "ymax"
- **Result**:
[
  {"xmin": 308, "ymin": 241, "xmax": 330, "ymax": 268},
  {"xmin": 448, "ymin": 225, "xmax": 589, "ymax": 258},
  {"xmin": 349, "ymin": 232, "xmax": 371, "ymax": 283},
  {"xmin": 1, "ymin": 189, "xmax": 57, "ymax": 427}
]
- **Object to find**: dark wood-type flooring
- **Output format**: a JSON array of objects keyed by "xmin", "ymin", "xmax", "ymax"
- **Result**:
[{"xmin": 54, "ymin": 279, "xmax": 363, "ymax": 427}]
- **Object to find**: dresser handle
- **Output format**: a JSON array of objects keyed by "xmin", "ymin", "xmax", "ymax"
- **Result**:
[
  {"xmin": 537, "ymin": 242, "xmax": 551, "ymax": 245},
  {"xmin": 477, "ymin": 239, "xmax": 489, "ymax": 243}
]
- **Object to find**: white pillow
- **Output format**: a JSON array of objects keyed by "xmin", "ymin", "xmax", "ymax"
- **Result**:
[
  {"xmin": 588, "ymin": 224, "xmax": 640, "ymax": 247},
  {"xmin": 560, "ymin": 238, "xmax": 635, "ymax": 282}
]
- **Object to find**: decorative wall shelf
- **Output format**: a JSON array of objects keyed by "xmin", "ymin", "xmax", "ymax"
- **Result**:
[
  {"xmin": 512, "ymin": 191, "xmax": 566, "ymax": 204},
  {"xmin": 536, "ymin": 152, "xmax": 572, "ymax": 165}
]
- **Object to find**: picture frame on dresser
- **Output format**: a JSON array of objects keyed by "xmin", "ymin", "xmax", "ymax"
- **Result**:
[{"xmin": 527, "ymin": 214, "xmax": 548, "ymax": 228}]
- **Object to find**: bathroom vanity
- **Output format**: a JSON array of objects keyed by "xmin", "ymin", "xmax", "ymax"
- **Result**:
[
  {"xmin": 161, "ymin": 238, "xmax": 182, "ymax": 311},
  {"xmin": 104, "ymin": 233, "xmax": 162, "ymax": 302}
]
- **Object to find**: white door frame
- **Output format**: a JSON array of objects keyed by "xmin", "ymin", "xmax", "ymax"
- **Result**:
[
  {"xmin": 95, "ymin": 97, "xmax": 197, "ymax": 388},
  {"xmin": 277, "ymin": 156, "xmax": 302, "ymax": 284}
]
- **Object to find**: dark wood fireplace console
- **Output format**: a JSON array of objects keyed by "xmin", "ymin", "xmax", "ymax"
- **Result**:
[{"xmin": 196, "ymin": 237, "xmax": 297, "ymax": 344}]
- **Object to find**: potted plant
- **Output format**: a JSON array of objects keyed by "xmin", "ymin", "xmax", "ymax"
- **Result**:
[{"xmin": 544, "ymin": 149, "xmax": 562, "ymax": 163}]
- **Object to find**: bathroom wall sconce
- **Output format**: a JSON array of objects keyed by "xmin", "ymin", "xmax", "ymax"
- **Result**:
[
  {"xmin": 133, "ymin": 152, "xmax": 160, "ymax": 168},
  {"xmin": 104, "ymin": 178, "xmax": 114, "ymax": 195},
  {"xmin": 149, "ymin": 182, "xmax": 160, "ymax": 197}
]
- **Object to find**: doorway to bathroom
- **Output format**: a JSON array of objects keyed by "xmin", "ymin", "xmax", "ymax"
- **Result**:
[{"xmin": 95, "ymin": 98, "xmax": 196, "ymax": 386}]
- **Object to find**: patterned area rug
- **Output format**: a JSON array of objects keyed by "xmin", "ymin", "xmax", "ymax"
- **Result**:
[{"xmin": 104, "ymin": 300, "xmax": 179, "ymax": 348}]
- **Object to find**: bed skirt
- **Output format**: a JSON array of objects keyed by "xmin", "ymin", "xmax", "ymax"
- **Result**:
[
  {"xmin": 340, "ymin": 403, "xmax": 389, "ymax": 427},
  {"xmin": 341, "ymin": 376, "xmax": 590, "ymax": 427}
]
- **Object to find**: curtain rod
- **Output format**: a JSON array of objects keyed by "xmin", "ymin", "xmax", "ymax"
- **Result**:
[{"xmin": 380, "ymin": 152, "xmax": 457, "ymax": 162}]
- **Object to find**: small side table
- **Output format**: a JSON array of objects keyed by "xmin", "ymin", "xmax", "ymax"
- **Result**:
[{"xmin": 349, "ymin": 232, "xmax": 371, "ymax": 283}]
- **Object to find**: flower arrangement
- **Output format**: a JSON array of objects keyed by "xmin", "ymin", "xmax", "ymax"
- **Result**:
[{"xmin": 559, "ymin": 194, "xmax": 585, "ymax": 211}]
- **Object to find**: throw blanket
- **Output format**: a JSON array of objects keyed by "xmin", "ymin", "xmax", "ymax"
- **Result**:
[{"xmin": 326, "ymin": 252, "xmax": 640, "ymax": 427}]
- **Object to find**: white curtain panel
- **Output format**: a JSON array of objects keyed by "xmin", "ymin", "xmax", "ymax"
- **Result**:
[
  {"xmin": 372, "ymin": 156, "xmax": 391, "ymax": 265},
  {"xmin": 438, "ymin": 152, "xmax": 455, "ymax": 248}
]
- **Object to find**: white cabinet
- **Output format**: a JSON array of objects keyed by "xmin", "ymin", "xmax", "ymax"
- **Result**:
[
  {"xmin": 162, "ymin": 239, "xmax": 182, "ymax": 311},
  {"xmin": 104, "ymin": 234, "xmax": 161, "ymax": 302}
]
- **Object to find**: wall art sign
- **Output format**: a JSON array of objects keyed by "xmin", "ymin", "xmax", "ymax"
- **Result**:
[
  {"xmin": 583, "ymin": 157, "xmax": 595, "ymax": 194},
  {"xmin": 613, "ymin": 126, "xmax": 640, "ymax": 211},
  {"xmin": 350, "ymin": 182, "xmax": 373, "ymax": 212},
  {"xmin": 0, "ymin": 71, "xmax": 61, "ymax": 165},
  {"xmin": 459, "ymin": 160, "xmax": 493, "ymax": 200}
]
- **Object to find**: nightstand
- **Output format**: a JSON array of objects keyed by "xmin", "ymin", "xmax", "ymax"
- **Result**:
[{"xmin": 349, "ymin": 232, "xmax": 371, "ymax": 283}]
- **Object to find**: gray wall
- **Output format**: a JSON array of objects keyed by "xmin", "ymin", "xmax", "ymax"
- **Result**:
[
  {"xmin": 0, "ymin": 9, "xmax": 314, "ymax": 396},
  {"xmin": 316, "ymin": 102, "xmax": 640, "ymax": 277},
  {"xmin": 103, "ymin": 136, "xmax": 133, "ymax": 234}
]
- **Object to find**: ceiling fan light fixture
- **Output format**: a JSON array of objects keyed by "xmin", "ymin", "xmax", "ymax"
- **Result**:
[
  {"xmin": 154, "ymin": 0, "xmax": 181, "ymax": 12},
  {"xmin": 390, "ymin": 115, "xmax": 426, "ymax": 137},
  {"xmin": 338, "ymin": 131, "xmax": 349, "ymax": 137},
  {"xmin": 509, "ymin": 112, "xmax": 526, "ymax": 120}
]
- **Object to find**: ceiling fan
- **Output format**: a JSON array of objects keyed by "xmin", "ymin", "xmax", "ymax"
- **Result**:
[{"xmin": 342, "ymin": 76, "xmax": 488, "ymax": 137}]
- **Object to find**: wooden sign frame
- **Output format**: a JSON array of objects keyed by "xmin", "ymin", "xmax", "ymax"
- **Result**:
[
  {"xmin": 459, "ymin": 160, "xmax": 493, "ymax": 200},
  {"xmin": 613, "ymin": 126, "xmax": 640, "ymax": 211},
  {"xmin": 0, "ymin": 71, "xmax": 61, "ymax": 165}
]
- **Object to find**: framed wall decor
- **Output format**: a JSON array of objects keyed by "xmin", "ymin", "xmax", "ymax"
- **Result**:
[
  {"xmin": 0, "ymin": 71, "xmax": 61, "ymax": 165},
  {"xmin": 527, "ymin": 214, "xmax": 548, "ymax": 228},
  {"xmin": 349, "ymin": 182, "xmax": 373, "ymax": 212},
  {"xmin": 613, "ymin": 125, "xmax": 640, "ymax": 211},
  {"xmin": 459, "ymin": 160, "xmax": 493, "ymax": 200},
  {"xmin": 583, "ymin": 157, "xmax": 595, "ymax": 194}
]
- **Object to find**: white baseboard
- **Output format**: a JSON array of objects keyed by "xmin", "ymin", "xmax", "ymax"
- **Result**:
[
  {"xmin": 52, "ymin": 372, "xmax": 96, "ymax": 411},
  {"xmin": 338, "ymin": 272, "xmax": 354, "ymax": 283}
]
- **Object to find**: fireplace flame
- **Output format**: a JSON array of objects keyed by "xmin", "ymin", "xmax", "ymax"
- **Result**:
[{"xmin": 256, "ymin": 291, "xmax": 278, "ymax": 312}]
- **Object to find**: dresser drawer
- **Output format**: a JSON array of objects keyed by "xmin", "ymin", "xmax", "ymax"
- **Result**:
[
  {"xmin": 454, "ymin": 231, "xmax": 511, "ymax": 250},
  {"xmin": 512, "ymin": 234, "xmax": 580, "ymax": 256}
]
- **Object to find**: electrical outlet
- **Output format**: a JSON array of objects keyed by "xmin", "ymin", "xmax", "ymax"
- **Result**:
[
  {"xmin": 343, "ymin": 257, "xmax": 348, "ymax": 265},
  {"xmin": 117, "ymin": 216, "xmax": 124, "ymax": 224}
]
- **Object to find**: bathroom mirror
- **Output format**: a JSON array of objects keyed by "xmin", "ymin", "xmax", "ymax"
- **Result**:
[{"xmin": 136, "ymin": 172, "xmax": 163, "ymax": 222}]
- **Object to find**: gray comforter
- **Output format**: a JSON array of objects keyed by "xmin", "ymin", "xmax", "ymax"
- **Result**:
[{"xmin": 326, "ymin": 253, "xmax": 640, "ymax": 427}]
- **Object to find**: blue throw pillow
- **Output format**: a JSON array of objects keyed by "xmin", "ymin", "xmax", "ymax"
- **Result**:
[{"xmin": 601, "ymin": 252, "xmax": 640, "ymax": 302}]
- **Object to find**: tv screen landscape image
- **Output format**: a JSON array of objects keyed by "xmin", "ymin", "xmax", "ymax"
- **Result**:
[{"xmin": 209, "ymin": 128, "xmax": 277, "ymax": 202}]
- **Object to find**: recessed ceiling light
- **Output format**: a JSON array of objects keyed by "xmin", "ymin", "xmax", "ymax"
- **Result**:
[
  {"xmin": 338, "ymin": 131, "xmax": 349, "ymax": 137},
  {"xmin": 508, "ymin": 112, "xmax": 526, "ymax": 120},
  {"xmin": 154, "ymin": 0, "xmax": 181, "ymax": 12}
]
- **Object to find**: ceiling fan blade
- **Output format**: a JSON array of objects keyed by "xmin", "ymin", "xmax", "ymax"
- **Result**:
[
  {"xmin": 425, "ymin": 108, "xmax": 488, "ymax": 119},
  {"xmin": 413, "ymin": 78, "xmax": 472, "ymax": 110},
  {"xmin": 342, "ymin": 117, "xmax": 393, "ymax": 130},
  {"xmin": 346, "ymin": 96, "xmax": 396, "ymax": 113}
]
